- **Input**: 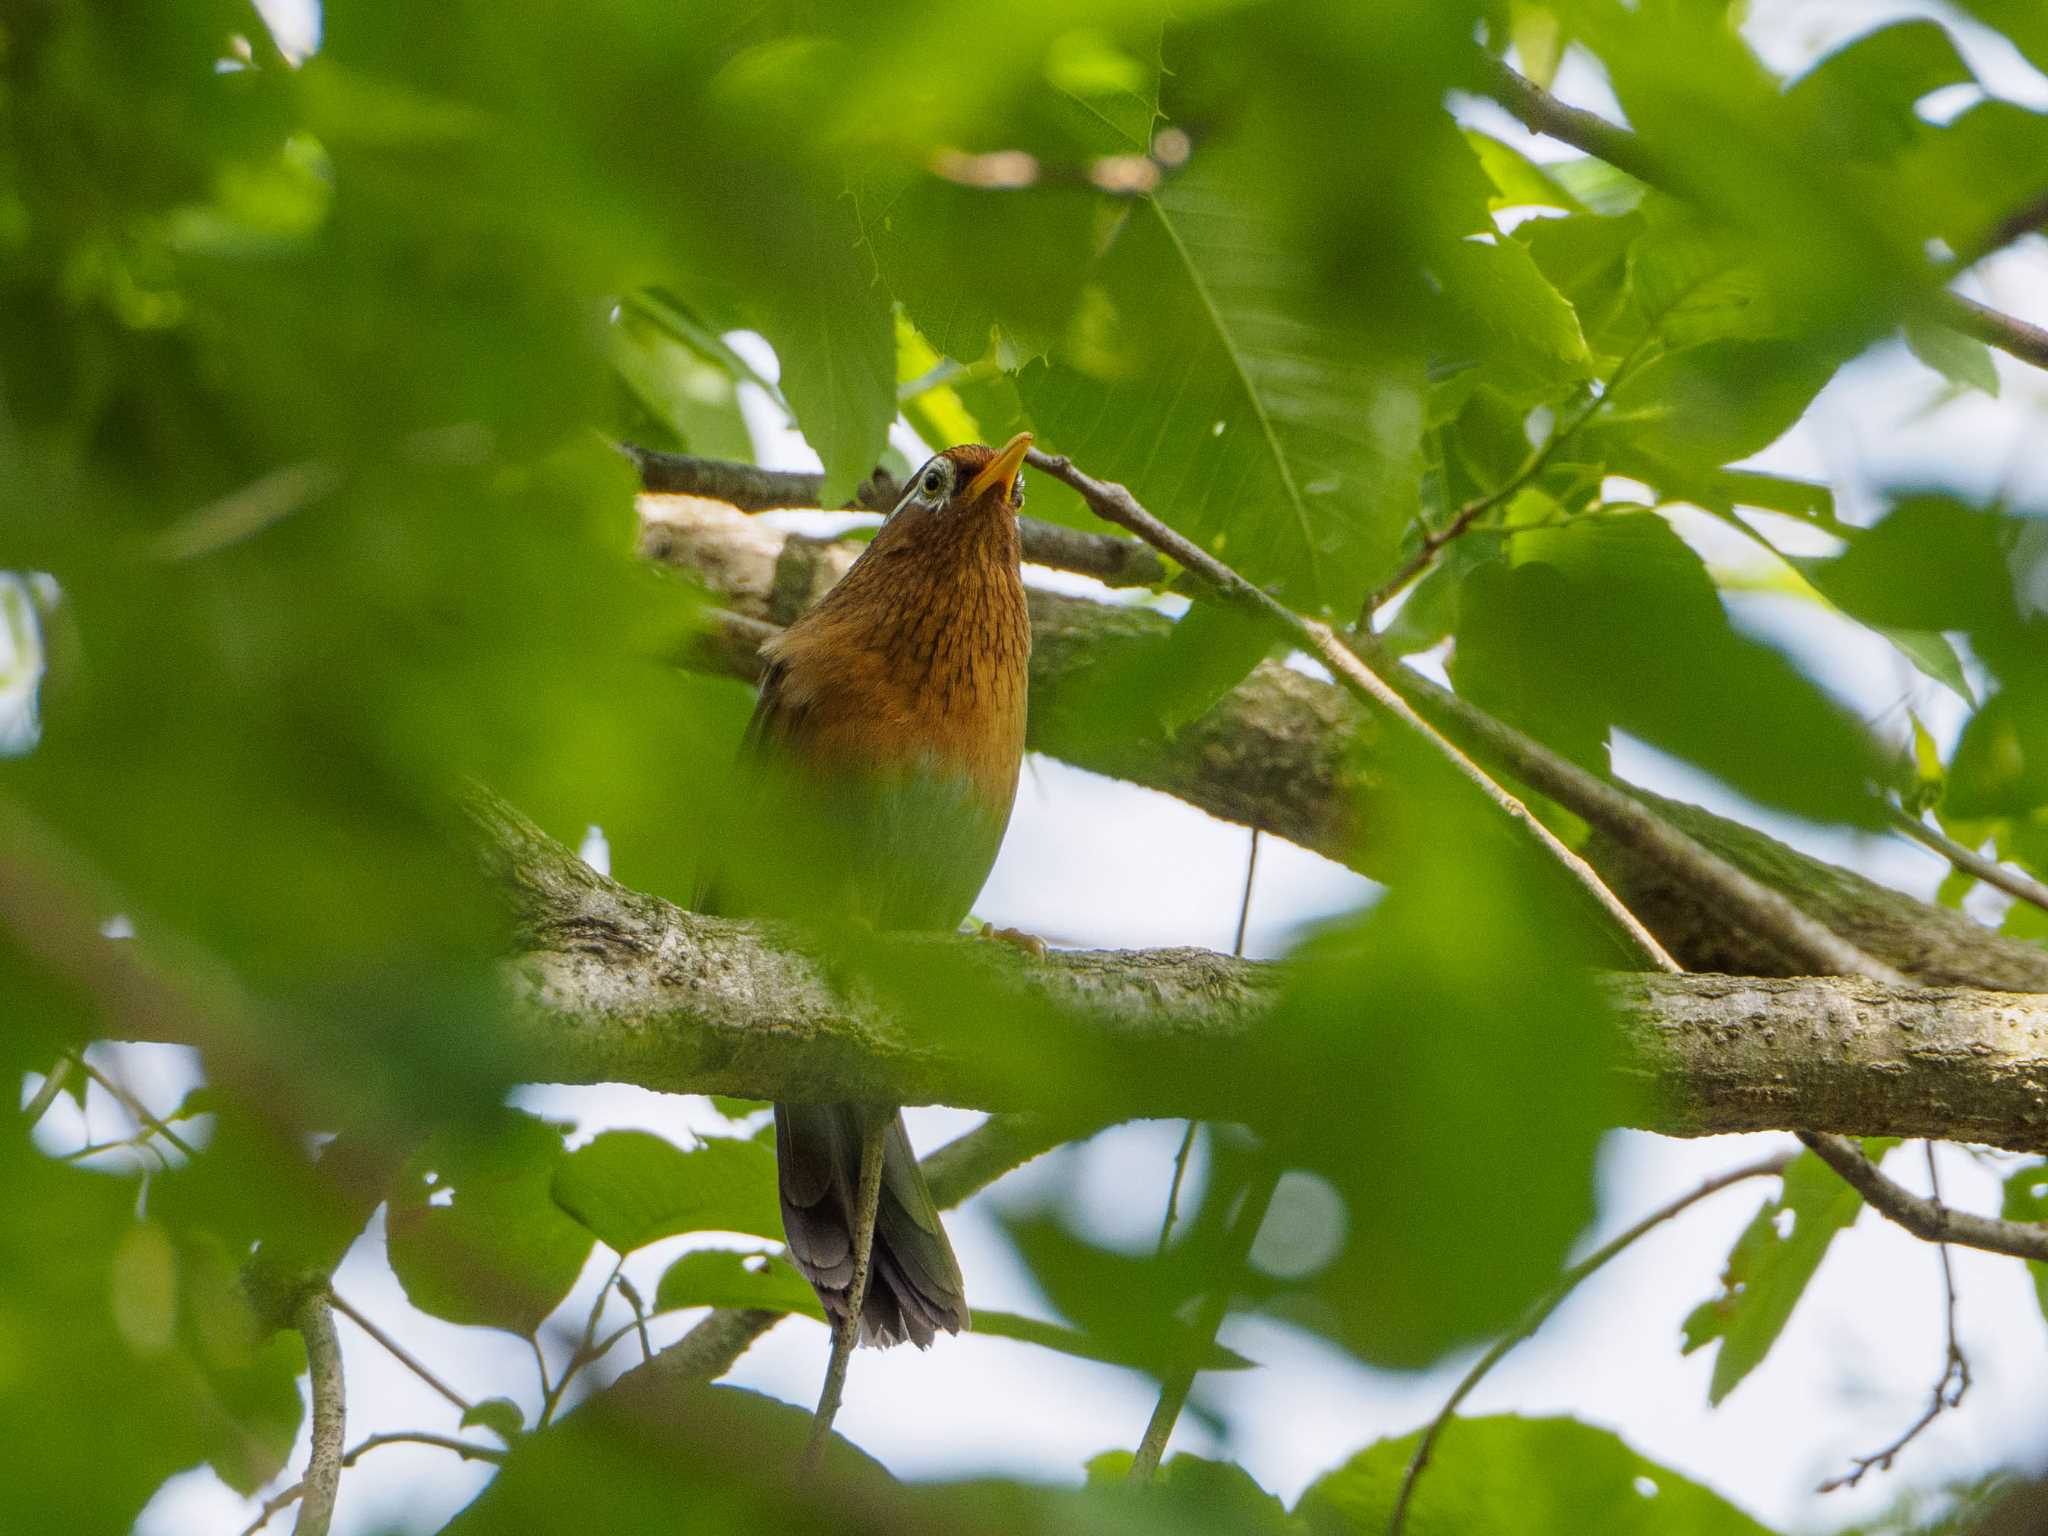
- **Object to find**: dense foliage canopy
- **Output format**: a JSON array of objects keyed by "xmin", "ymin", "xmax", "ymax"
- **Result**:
[{"xmin": 5, "ymin": 1, "xmax": 2048, "ymax": 1533}]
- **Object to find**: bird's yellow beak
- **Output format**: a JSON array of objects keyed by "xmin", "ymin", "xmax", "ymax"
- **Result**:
[{"xmin": 965, "ymin": 431, "xmax": 1032, "ymax": 503}]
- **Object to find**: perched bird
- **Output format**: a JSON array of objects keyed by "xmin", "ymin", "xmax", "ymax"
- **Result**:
[{"xmin": 702, "ymin": 432, "xmax": 1034, "ymax": 1349}]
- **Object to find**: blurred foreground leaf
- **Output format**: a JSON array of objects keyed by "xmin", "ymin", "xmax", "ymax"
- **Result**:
[{"xmin": 1296, "ymin": 1415, "xmax": 1776, "ymax": 1535}]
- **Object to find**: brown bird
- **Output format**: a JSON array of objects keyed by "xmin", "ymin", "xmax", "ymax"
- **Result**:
[{"xmin": 701, "ymin": 432, "xmax": 1034, "ymax": 1355}]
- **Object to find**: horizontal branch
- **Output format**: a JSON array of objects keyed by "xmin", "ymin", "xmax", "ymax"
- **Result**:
[
  {"xmin": 473, "ymin": 792, "xmax": 2048, "ymax": 1154},
  {"xmin": 642, "ymin": 493, "xmax": 2048, "ymax": 996},
  {"xmin": 1470, "ymin": 53, "xmax": 2048, "ymax": 374},
  {"xmin": 625, "ymin": 444, "xmax": 1169, "ymax": 588}
]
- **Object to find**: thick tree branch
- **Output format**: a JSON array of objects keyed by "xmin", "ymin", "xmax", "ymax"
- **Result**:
[
  {"xmin": 468, "ymin": 793, "xmax": 2048, "ymax": 1156},
  {"xmin": 1469, "ymin": 53, "xmax": 2048, "ymax": 374},
  {"xmin": 643, "ymin": 493, "xmax": 2048, "ymax": 994}
]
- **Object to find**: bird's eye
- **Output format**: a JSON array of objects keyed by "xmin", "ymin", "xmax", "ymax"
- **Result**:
[
  {"xmin": 1012, "ymin": 471, "xmax": 1026, "ymax": 510},
  {"xmin": 921, "ymin": 466, "xmax": 947, "ymax": 497}
]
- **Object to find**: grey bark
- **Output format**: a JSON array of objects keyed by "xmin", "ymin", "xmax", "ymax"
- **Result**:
[
  {"xmin": 472, "ymin": 791, "xmax": 2048, "ymax": 1155},
  {"xmin": 640, "ymin": 494, "xmax": 2048, "ymax": 994}
]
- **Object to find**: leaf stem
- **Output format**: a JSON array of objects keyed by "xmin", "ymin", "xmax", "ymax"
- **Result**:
[
  {"xmin": 1362, "ymin": 342, "xmax": 1653, "ymax": 622},
  {"xmin": 1128, "ymin": 1162, "xmax": 1283, "ymax": 1481},
  {"xmin": 1386, "ymin": 1152, "xmax": 1794, "ymax": 1535},
  {"xmin": 1819, "ymin": 1143, "xmax": 1972, "ymax": 1492},
  {"xmin": 329, "ymin": 1290, "xmax": 474, "ymax": 1417},
  {"xmin": 1887, "ymin": 806, "xmax": 2048, "ymax": 917}
]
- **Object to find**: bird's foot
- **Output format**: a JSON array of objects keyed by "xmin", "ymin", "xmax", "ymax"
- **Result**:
[{"xmin": 977, "ymin": 922, "xmax": 1048, "ymax": 959}]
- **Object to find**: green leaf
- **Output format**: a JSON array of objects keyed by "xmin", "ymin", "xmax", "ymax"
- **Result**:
[
  {"xmin": 0, "ymin": 1136, "xmax": 305, "ymax": 1529},
  {"xmin": 1018, "ymin": 149, "xmax": 1425, "ymax": 614},
  {"xmin": 553, "ymin": 1131, "xmax": 784, "ymax": 1253},
  {"xmin": 1517, "ymin": 210, "xmax": 1649, "ymax": 362},
  {"xmin": 387, "ymin": 1108, "xmax": 596, "ymax": 1335},
  {"xmin": 609, "ymin": 301, "xmax": 755, "ymax": 459},
  {"xmin": 463, "ymin": 1396, "xmax": 529, "ymax": 1444},
  {"xmin": 1296, "ymin": 1416, "xmax": 1777, "ymax": 1534},
  {"xmin": 1242, "ymin": 783, "xmax": 1630, "ymax": 1367},
  {"xmin": 1464, "ymin": 131, "xmax": 1585, "ymax": 213},
  {"xmin": 1626, "ymin": 207, "xmax": 1780, "ymax": 347},
  {"xmin": 863, "ymin": 174, "xmax": 1099, "ymax": 363},
  {"xmin": 1876, "ymin": 627, "xmax": 1978, "ymax": 705},
  {"xmin": 1599, "ymin": 339, "xmax": 1840, "ymax": 473},
  {"xmin": 1947, "ymin": 692, "xmax": 2048, "ymax": 819},
  {"xmin": 1448, "ymin": 554, "xmax": 1613, "ymax": 775},
  {"xmin": 1431, "ymin": 237, "xmax": 1593, "ymax": 401},
  {"xmin": 1457, "ymin": 514, "xmax": 1888, "ymax": 826},
  {"xmin": 1783, "ymin": 20, "xmax": 1975, "ymax": 163},
  {"xmin": 654, "ymin": 1247, "xmax": 823, "ymax": 1319},
  {"xmin": 749, "ymin": 189, "xmax": 896, "ymax": 506},
  {"xmin": 1680, "ymin": 1147, "xmax": 1885, "ymax": 1404},
  {"xmin": 1091, "ymin": 1452, "xmax": 1301, "ymax": 1534},
  {"xmin": 1813, "ymin": 495, "xmax": 2029, "ymax": 635},
  {"xmin": 2000, "ymin": 1161, "xmax": 2048, "ymax": 1326},
  {"xmin": 1905, "ymin": 317, "xmax": 2000, "ymax": 397},
  {"xmin": 1895, "ymin": 99, "xmax": 2048, "ymax": 258}
]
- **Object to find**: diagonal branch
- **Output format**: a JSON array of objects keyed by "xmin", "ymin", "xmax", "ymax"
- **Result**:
[
  {"xmin": 1468, "ymin": 52, "xmax": 2048, "ymax": 374},
  {"xmin": 1388, "ymin": 1152, "xmax": 1795, "ymax": 1534},
  {"xmin": 1889, "ymin": 805, "xmax": 2048, "ymax": 917},
  {"xmin": 1798, "ymin": 1131, "xmax": 2048, "ymax": 1262},
  {"xmin": 1022, "ymin": 450, "xmax": 1679, "ymax": 974},
  {"xmin": 641, "ymin": 488, "xmax": 2048, "ymax": 994}
]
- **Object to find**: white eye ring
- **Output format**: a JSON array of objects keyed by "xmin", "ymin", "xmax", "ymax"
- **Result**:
[{"xmin": 920, "ymin": 463, "xmax": 948, "ymax": 498}]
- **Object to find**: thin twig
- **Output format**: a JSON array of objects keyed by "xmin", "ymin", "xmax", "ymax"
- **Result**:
[
  {"xmin": 1154, "ymin": 1125, "xmax": 1200, "ymax": 1259},
  {"xmin": 19, "ymin": 1054, "xmax": 74, "ymax": 1128},
  {"xmin": 1156, "ymin": 831, "xmax": 1262, "ymax": 1256},
  {"xmin": 1888, "ymin": 805, "xmax": 2048, "ymax": 917},
  {"xmin": 1342, "ymin": 631, "xmax": 1904, "ymax": 984},
  {"xmin": 329, "ymin": 1290, "xmax": 473, "ymax": 1417},
  {"xmin": 1469, "ymin": 51, "xmax": 2048, "ymax": 375},
  {"xmin": 1128, "ymin": 1163, "xmax": 1284, "ymax": 1481},
  {"xmin": 1363, "ymin": 344, "xmax": 1651, "ymax": 619},
  {"xmin": 1798, "ymin": 1131, "xmax": 2048, "ymax": 1262},
  {"xmin": 624, "ymin": 444, "xmax": 1171, "ymax": 588},
  {"xmin": 525, "ymin": 1334, "xmax": 551, "ymax": 1408},
  {"xmin": 1232, "ymin": 828, "xmax": 1260, "ymax": 958},
  {"xmin": 1025, "ymin": 448, "xmax": 1681, "ymax": 976},
  {"xmin": 616, "ymin": 1274, "xmax": 656, "ymax": 1364},
  {"xmin": 239, "ymin": 1433, "xmax": 505, "ymax": 1536},
  {"xmin": 77, "ymin": 1053, "xmax": 199, "ymax": 1160},
  {"xmin": 1387, "ymin": 1153, "xmax": 1794, "ymax": 1535},
  {"xmin": 292, "ymin": 1289, "xmax": 345, "ymax": 1536},
  {"xmin": 1820, "ymin": 1144, "xmax": 1972, "ymax": 1493},
  {"xmin": 539, "ymin": 1255, "xmax": 627, "ymax": 1425},
  {"xmin": 800, "ymin": 1115, "xmax": 891, "ymax": 1473}
]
